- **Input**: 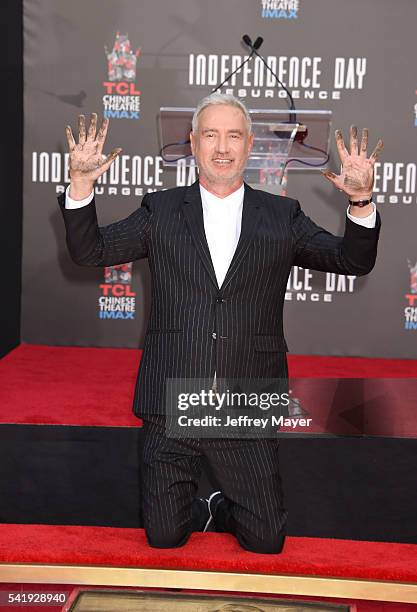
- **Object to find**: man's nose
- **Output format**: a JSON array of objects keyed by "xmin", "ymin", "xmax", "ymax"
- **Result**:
[{"xmin": 216, "ymin": 133, "xmax": 229, "ymax": 154}]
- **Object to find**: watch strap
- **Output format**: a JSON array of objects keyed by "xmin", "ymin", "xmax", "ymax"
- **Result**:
[{"xmin": 348, "ymin": 196, "xmax": 373, "ymax": 208}]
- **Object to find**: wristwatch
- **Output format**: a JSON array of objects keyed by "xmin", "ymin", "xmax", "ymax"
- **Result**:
[{"xmin": 348, "ymin": 196, "xmax": 373, "ymax": 208}]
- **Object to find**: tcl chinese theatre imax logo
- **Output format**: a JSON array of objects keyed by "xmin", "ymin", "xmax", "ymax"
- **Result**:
[
  {"xmin": 102, "ymin": 32, "xmax": 141, "ymax": 119},
  {"xmin": 99, "ymin": 264, "xmax": 136, "ymax": 320}
]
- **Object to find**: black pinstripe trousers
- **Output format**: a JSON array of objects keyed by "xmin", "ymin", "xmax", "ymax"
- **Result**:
[{"xmin": 141, "ymin": 416, "xmax": 288, "ymax": 554}]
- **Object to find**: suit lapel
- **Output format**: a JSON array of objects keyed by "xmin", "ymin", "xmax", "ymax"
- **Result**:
[
  {"xmin": 220, "ymin": 183, "xmax": 262, "ymax": 291},
  {"xmin": 182, "ymin": 181, "xmax": 219, "ymax": 289},
  {"xmin": 182, "ymin": 180, "xmax": 262, "ymax": 292}
]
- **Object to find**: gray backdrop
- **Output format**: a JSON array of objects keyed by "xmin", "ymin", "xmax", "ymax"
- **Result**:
[{"xmin": 22, "ymin": 0, "xmax": 417, "ymax": 357}]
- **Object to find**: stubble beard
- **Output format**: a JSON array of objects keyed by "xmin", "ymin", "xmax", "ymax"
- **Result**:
[{"xmin": 198, "ymin": 162, "xmax": 245, "ymax": 188}]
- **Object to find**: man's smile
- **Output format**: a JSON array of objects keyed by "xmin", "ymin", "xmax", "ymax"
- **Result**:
[{"xmin": 212, "ymin": 158, "xmax": 233, "ymax": 165}]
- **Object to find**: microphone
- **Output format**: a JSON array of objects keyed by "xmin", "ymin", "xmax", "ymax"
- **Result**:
[
  {"xmin": 242, "ymin": 35, "xmax": 263, "ymax": 51},
  {"xmin": 212, "ymin": 35, "xmax": 265, "ymax": 94},
  {"xmin": 242, "ymin": 33, "xmax": 309, "ymax": 148},
  {"xmin": 242, "ymin": 34, "xmax": 296, "ymax": 113},
  {"xmin": 242, "ymin": 34, "xmax": 252, "ymax": 47},
  {"xmin": 253, "ymin": 36, "xmax": 264, "ymax": 50}
]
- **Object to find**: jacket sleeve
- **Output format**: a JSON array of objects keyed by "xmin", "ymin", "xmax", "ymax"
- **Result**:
[
  {"xmin": 290, "ymin": 199, "xmax": 381, "ymax": 276},
  {"xmin": 57, "ymin": 192, "xmax": 152, "ymax": 266}
]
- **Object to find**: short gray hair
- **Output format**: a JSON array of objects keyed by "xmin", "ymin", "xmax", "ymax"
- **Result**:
[{"xmin": 191, "ymin": 93, "xmax": 252, "ymax": 134}]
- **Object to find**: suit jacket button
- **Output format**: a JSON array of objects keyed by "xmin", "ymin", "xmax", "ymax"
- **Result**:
[
  {"xmin": 216, "ymin": 297, "xmax": 225, "ymax": 304},
  {"xmin": 212, "ymin": 332, "xmax": 217, "ymax": 340}
]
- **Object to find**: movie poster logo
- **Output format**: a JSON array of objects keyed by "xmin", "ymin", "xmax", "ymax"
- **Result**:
[
  {"xmin": 286, "ymin": 267, "xmax": 357, "ymax": 303},
  {"xmin": 373, "ymin": 161, "xmax": 416, "ymax": 205},
  {"xmin": 404, "ymin": 259, "xmax": 417, "ymax": 330},
  {"xmin": 98, "ymin": 263, "xmax": 136, "ymax": 320},
  {"xmin": 188, "ymin": 53, "xmax": 367, "ymax": 101},
  {"xmin": 32, "ymin": 151, "xmax": 165, "ymax": 197},
  {"xmin": 261, "ymin": 0, "xmax": 300, "ymax": 20},
  {"xmin": 103, "ymin": 32, "xmax": 141, "ymax": 120}
]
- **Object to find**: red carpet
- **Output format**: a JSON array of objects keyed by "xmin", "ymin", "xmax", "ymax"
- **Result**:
[
  {"xmin": 0, "ymin": 524, "xmax": 416, "ymax": 583},
  {"xmin": 0, "ymin": 344, "xmax": 140, "ymax": 426},
  {"xmin": 1, "ymin": 343, "xmax": 417, "ymax": 427}
]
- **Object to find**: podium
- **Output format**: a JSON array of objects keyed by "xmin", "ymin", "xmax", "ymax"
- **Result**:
[{"xmin": 159, "ymin": 107, "xmax": 332, "ymax": 195}]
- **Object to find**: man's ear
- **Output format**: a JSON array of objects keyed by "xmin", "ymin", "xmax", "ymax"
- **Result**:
[{"xmin": 189, "ymin": 131, "xmax": 195, "ymax": 156}]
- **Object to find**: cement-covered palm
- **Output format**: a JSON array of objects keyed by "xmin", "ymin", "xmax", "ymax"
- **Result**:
[
  {"xmin": 322, "ymin": 126, "xmax": 383, "ymax": 199},
  {"xmin": 65, "ymin": 113, "xmax": 121, "ymax": 182}
]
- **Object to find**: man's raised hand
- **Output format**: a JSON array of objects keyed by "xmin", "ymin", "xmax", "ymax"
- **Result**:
[
  {"xmin": 321, "ymin": 126, "xmax": 383, "ymax": 200},
  {"xmin": 66, "ymin": 113, "xmax": 122, "ymax": 199}
]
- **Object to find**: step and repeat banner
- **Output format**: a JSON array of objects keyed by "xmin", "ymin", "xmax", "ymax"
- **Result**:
[{"xmin": 22, "ymin": 0, "xmax": 417, "ymax": 357}]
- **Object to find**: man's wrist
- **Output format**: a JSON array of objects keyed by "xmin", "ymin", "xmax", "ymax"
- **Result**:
[
  {"xmin": 348, "ymin": 193, "xmax": 373, "ymax": 204},
  {"xmin": 69, "ymin": 181, "xmax": 95, "ymax": 201},
  {"xmin": 348, "ymin": 201, "xmax": 375, "ymax": 219}
]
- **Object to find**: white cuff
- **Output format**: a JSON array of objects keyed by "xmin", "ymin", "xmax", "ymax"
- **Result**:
[
  {"xmin": 65, "ymin": 185, "xmax": 94, "ymax": 209},
  {"xmin": 346, "ymin": 202, "xmax": 376, "ymax": 229}
]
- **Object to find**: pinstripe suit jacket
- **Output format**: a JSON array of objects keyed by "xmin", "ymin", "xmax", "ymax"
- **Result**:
[{"xmin": 58, "ymin": 180, "xmax": 380, "ymax": 416}]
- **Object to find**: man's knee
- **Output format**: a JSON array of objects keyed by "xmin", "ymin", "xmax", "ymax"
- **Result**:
[
  {"xmin": 145, "ymin": 526, "xmax": 191, "ymax": 549},
  {"xmin": 237, "ymin": 528, "xmax": 286, "ymax": 554}
]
